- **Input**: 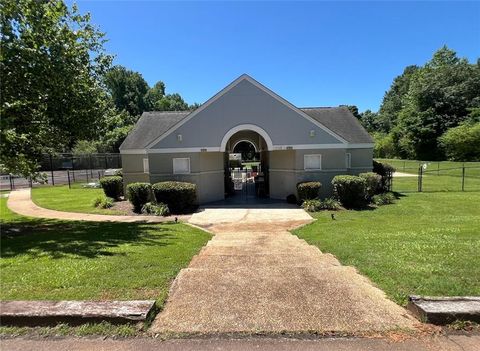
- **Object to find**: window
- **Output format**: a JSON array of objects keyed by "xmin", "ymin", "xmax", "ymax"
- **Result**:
[
  {"xmin": 143, "ymin": 158, "xmax": 149, "ymax": 173},
  {"xmin": 173, "ymin": 158, "xmax": 190, "ymax": 174},
  {"xmin": 346, "ymin": 153, "xmax": 352, "ymax": 168},
  {"xmin": 304, "ymin": 154, "xmax": 322, "ymax": 171}
]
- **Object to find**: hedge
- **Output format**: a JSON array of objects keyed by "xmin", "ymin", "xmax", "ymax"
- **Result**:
[
  {"xmin": 296, "ymin": 181, "xmax": 322, "ymax": 201},
  {"xmin": 126, "ymin": 182, "xmax": 152, "ymax": 213},
  {"xmin": 373, "ymin": 160, "xmax": 395, "ymax": 192},
  {"xmin": 152, "ymin": 181, "xmax": 197, "ymax": 214},
  {"xmin": 332, "ymin": 175, "xmax": 366, "ymax": 208},
  {"xmin": 359, "ymin": 172, "xmax": 382, "ymax": 200},
  {"xmin": 99, "ymin": 176, "xmax": 123, "ymax": 200}
]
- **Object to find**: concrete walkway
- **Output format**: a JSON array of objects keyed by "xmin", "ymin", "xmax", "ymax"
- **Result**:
[
  {"xmin": 7, "ymin": 189, "xmax": 181, "ymax": 223},
  {"xmin": 152, "ymin": 209, "xmax": 418, "ymax": 335}
]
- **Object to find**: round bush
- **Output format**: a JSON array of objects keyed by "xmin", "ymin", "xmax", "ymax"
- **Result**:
[
  {"xmin": 152, "ymin": 181, "xmax": 197, "ymax": 214},
  {"xmin": 331, "ymin": 175, "xmax": 366, "ymax": 208},
  {"xmin": 296, "ymin": 181, "xmax": 322, "ymax": 201},
  {"xmin": 359, "ymin": 172, "xmax": 382, "ymax": 200},
  {"xmin": 126, "ymin": 182, "xmax": 152, "ymax": 213},
  {"xmin": 99, "ymin": 176, "xmax": 123, "ymax": 200}
]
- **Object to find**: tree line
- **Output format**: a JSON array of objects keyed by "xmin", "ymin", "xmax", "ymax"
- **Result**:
[
  {"xmin": 354, "ymin": 47, "xmax": 480, "ymax": 162},
  {"xmin": 0, "ymin": 0, "xmax": 198, "ymax": 177}
]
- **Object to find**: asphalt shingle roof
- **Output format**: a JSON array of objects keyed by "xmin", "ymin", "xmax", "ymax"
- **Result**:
[
  {"xmin": 120, "ymin": 106, "xmax": 373, "ymax": 150},
  {"xmin": 119, "ymin": 111, "xmax": 190, "ymax": 150},
  {"xmin": 301, "ymin": 107, "xmax": 373, "ymax": 144}
]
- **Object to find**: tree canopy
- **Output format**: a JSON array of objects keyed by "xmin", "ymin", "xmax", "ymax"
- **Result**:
[
  {"xmin": 0, "ymin": 0, "xmax": 112, "ymax": 176},
  {"xmin": 360, "ymin": 46, "xmax": 480, "ymax": 161}
]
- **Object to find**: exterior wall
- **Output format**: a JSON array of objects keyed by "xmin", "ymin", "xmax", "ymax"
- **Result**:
[
  {"xmin": 151, "ymin": 79, "xmax": 343, "ymax": 150},
  {"xmin": 148, "ymin": 151, "xmax": 224, "ymax": 204},
  {"xmin": 269, "ymin": 148, "xmax": 373, "ymax": 199},
  {"xmin": 347, "ymin": 148, "xmax": 373, "ymax": 174},
  {"xmin": 121, "ymin": 154, "xmax": 150, "ymax": 192}
]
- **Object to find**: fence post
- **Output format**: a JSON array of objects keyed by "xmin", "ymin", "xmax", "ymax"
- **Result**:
[
  {"xmin": 67, "ymin": 170, "xmax": 71, "ymax": 189},
  {"xmin": 9, "ymin": 174, "xmax": 13, "ymax": 191},
  {"xmin": 86, "ymin": 169, "xmax": 89, "ymax": 183},
  {"xmin": 29, "ymin": 176, "xmax": 32, "ymax": 188},
  {"xmin": 418, "ymin": 166, "xmax": 423, "ymax": 192},
  {"xmin": 89, "ymin": 154, "xmax": 93, "ymax": 178},
  {"xmin": 49, "ymin": 154, "xmax": 55, "ymax": 186},
  {"xmin": 437, "ymin": 162, "xmax": 440, "ymax": 176},
  {"xmin": 104, "ymin": 154, "xmax": 108, "ymax": 169},
  {"xmin": 71, "ymin": 156, "xmax": 76, "ymax": 182},
  {"xmin": 98, "ymin": 170, "xmax": 101, "ymax": 180},
  {"xmin": 462, "ymin": 166, "xmax": 465, "ymax": 192}
]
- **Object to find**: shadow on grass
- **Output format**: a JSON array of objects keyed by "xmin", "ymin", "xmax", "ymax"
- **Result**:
[{"xmin": 1, "ymin": 219, "xmax": 175, "ymax": 259}]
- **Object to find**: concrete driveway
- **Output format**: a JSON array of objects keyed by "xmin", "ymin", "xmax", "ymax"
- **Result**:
[{"xmin": 151, "ymin": 206, "xmax": 417, "ymax": 335}]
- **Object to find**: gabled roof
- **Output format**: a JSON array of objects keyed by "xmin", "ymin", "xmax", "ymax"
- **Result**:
[
  {"xmin": 119, "ymin": 111, "xmax": 190, "ymax": 150},
  {"xmin": 120, "ymin": 74, "xmax": 373, "ymax": 150},
  {"xmin": 301, "ymin": 107, "xmax": 374, "ymax": 144}
]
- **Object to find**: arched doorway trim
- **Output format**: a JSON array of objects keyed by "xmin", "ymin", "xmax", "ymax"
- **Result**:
[
  {"xmin": 231, "ymin": 139, "xmax": 258, "ymax": 153},
  {"xmin": 220, "ymin": 124, "xmax": 273, "ymax": 152}
]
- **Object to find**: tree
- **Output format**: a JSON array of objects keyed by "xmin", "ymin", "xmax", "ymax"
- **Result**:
[
  {"xmin": 144, "ymin": 81, "xmax": 166, "ymax": 110},
  {"xmin": 439, "ymin": 122, "xmax": 480, "ymax": 161},
  {"xmin": 377, "ymin": 65, "xmax": 419, "ymax": 132},
  {"xmin": 155, "ymin": 93, "xmax": 189, "ymax": 111},
  {"xmin": 96, "ymin": 109, "xmax": 135, "ymax": 153},
  {"xmin": 104, "ymin": 65, "xmax": 149, "ymax": 116},
  {"xmin": 393, "ymin": 47, "xmax": 480, "ymax": 159},
  {"xmin": 0, "ymin": 0, "xmax": 112, "ymax": 177},
  {"xmin": 359, "ymin": 110, "xmax": 379, "ymax": 132}
]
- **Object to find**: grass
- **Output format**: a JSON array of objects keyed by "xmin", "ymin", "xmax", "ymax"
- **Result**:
[
  {"xmin": 293, "ymin": 192, "xmax": 480, "ymax": 306},
  {"xmin": 0, "ymin": 197, "xmax": 211, "ymax": 302},
  {"xmin": 31, "ymin": 184, "xmax": 127, "ymax": 215}
]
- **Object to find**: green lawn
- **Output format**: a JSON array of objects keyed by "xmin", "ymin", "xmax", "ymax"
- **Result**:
[
  {"xmin": 31, "ymin": 184, "xmax": 127, "ymax": 215},
  {"xmin": 0, "ymin": 196, "xmax": 211, "ymax": 303},
  {"xmin": 293, "ymin": 192, "xmax": 480, "ymax": 305}
]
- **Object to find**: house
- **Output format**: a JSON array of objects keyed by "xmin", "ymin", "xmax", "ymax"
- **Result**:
[{"xmin": 120, "ymin": 74, "xmax": 373, "ymax": 204}]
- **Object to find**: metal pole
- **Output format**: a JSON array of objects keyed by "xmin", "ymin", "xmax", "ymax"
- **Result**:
[
  {"xmin": 89, "ymin": 154, "xmax": 93, "ymax": 178},
  {"xmin": 98, "ymin": 170, "xmax": 101, "ymax": 180},
  {"xmin": 67, "ymin": 170, "xmax": 71, "ymax": 189},
  {"xmin": 86, "ymin": 169, "xmax": 89, "ymax": 183},
  {"xmin": 437, "ymin": 162, "xmax": 440, "ymax": 176},
  {"xmin": 49, "ymin": 154, "xmax": 55, "ymax": 186},
  {"xmin": 418, "ymin": 166, "xmax": 423, "ymax": 192},
  {"xmin": 104, "ymin": 154, "xmax": 108, "ymax": 169},
  {"xmin": 9, "ymin": 174, "xmax": 12, "ymax": 191},
  {"xmin": 29, "ymin": 176, "xmax": 32, "ymax": 188},
  {"xmin": 462, "ymin": 166, "xmax": 465, "ymax": 192},
  {"xmin": 71, "ymin": 156, "xmax": 76, "ymax": 182}
]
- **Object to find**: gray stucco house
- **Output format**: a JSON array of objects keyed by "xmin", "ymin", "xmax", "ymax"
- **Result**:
[{"xmin": 120, "ymin": 74, "xmax": 373, "ymax": 204}]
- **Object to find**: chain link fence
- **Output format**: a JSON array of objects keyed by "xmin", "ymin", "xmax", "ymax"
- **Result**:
[
  {"xmin": 376, "ymin": 159, "xmax": 480, "ymax": 193},
  {"xmin": 0, "ymin": 153, "xmax": 121, "ymax": 191}
]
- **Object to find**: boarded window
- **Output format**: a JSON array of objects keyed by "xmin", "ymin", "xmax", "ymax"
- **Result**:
[
  {"xmin": 304, "ymin": 154, "xmax": 322, "ymax": 171},
  {"xmin": 173, "ymin": 158, "xmax": 190, "ymax": 174},
  {"xmin": 346, "ymin": 153, "xmax": 352, "ymax": 168},
  {"xmin": 143, "ymin": 158, "xmax": 149, "ymax": 173}
]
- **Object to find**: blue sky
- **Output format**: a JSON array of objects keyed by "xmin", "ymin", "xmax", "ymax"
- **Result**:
[{"xmin": 74, "ymin": 1, "xmax": 479, "ymax": 112}]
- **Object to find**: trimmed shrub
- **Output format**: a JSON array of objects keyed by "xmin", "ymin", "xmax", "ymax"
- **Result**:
[
  {"xmin": 301, "ymin": 198, "xmax": 341, "ymax": 212},
  {"xmin": 141, "ymin": 202, "xmax": 170, "ymax": 216},
  {"xmin": 373, "ymin": 160, "xmax": 395, "ymax": 192},
  {"xmin": 372, "ymin": 192, "xmax": 396, "ymax": 206},
  {"xmin": 92, "ymin": 195, "xmax": 113, "ymax": 209},
  {"xmin": 99, "ymin": 176, "xmax": 123, "ymax": 200},
  {"xmin": 320, "ymin": 197, "xmax": 341, "ymax": 211},
  {"xmin": 286, "ymin": 194, "xmax": 297, "ymax": 204},
  {"xmin": 126, "ymin": 182, "xmax": 152, "ymax": 213},
  {"xmin": 152, "ymin": 181, "xmax": 197, "ymax": 214},
  {"xmin": 301, "ymin": 199, "xmax": 322, "ymax": 212},
  {"xmin": 332, "ymin": 175, "xmax": 366, "ymax": 208},
  {"xmin": 297, "ymin": 181, "xmax": 322, "ymax": 201},
  {"xmin": 359, "ymin": 172, "xmax": 382, "ymax": 200}
]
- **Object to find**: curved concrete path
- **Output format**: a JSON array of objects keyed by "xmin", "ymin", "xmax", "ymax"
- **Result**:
[
  {"xmin": 152, "ymin": 211, "xmax": 418, "ymax": 335},
  {"xmin": 7, "ymin": 189, "xmax": 180, "ymax": 223}
]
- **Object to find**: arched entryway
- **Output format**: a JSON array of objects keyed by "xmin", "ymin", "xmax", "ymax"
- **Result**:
[{"xmin": 221, "ymin": 125, "xmax": 271, "ymax": 202}]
